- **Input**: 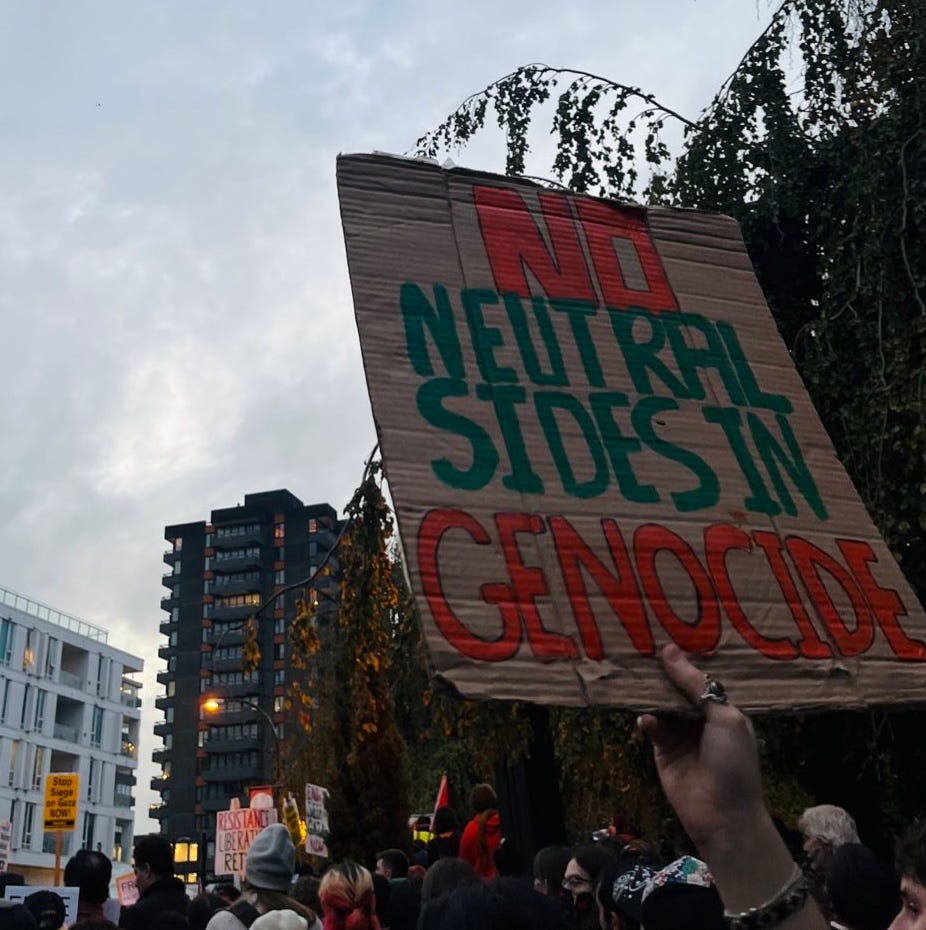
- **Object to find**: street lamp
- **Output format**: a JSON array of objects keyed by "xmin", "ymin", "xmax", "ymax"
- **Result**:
[{"xmin": 201, "ymin": 696, "xmax": 283, "ymax": 782}]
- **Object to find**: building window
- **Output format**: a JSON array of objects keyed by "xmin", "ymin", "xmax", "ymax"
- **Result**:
[
  {"xmin": 171, "ymin": 608, "xmax": 180, "ymax": 623},
  {"xmin": 20, "ymin": 685, "xmax": 31, "ymax": 729},
  {"xmin": 22, "ymin": 628, "xmax": 37, "ymax": 672},
  {"xmin": 173, "ymin": 562, "xmax": 182, "ymax": 576},
  {"xmin": 173, "ymin": 538, "xmax": 183, "ymax": 552},
  {"xmin": 274, "ymin": 570, "xmax": 285, "ymax": 585},
  {"xmin": 91, "ymin": 706, "xmax": 104, "ymax": 749},
  {"xmin": 21, "ymin": 802, "xmax": 36, "ymax": 848},
  {"xmin": 34, "ymin": 690, "xmax": 46, "ymax": 730},
  {"xmin": 214, "ymin": 546, "xmax": 261, "ymax": 562},
  {"xmin": 87, "ymin": 758, "xmax": 96, "ymax": 801},
  {"xmin": 8, "ymin": 740, "xmax": 20, "ymax": 787},
  {"xmin": 45, "ymin": 637, "xmax": 58, "ymax": 677},
  {"xmin": 31, "ymin": 746, "xmax": 45, "ymax": 791},
  {"xmin": 214, "ymin": 593, "xmax": 261, "ymax": 609},
  {"xmin": 215, "ymin": 524, "xmax": 260, "ymax": 539},
  {"xmin": 274, "ymin": 669, "xmax": 285, "ymax": 685},
  {"xmin": 0, "ymin": 618, "xmax": 14, "ymax": 665},
  {"xmin": 96, "ymin": 656, "xmax": 110, "ymax": 697},
  {"xmin": 273, "ymin": 525, "xmax": 285, "ymax": 542},
  {"xmin": 274, "ymin": 618, "xmax": 285, "ymax": 635},
  {"xmin": 308, "ymin": 519, "xmax": 318, "ymax": 534},
  {"xmin": 166, "ymin": 681, "xmax": 176, "ymax": 697},
  {"xmin": 0, "ymin": 679, "xmax": 9, "ymax": 724}
]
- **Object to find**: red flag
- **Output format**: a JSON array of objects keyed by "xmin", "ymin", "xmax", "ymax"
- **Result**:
[{"xmin": 430, "ymin": 774, "xmax": 449, "ymax": 832}]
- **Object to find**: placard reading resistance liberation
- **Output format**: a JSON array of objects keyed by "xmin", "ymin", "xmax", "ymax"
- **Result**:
[{"xmin": 337, "ymin": 153, "xmax": 926, "ymax": 712}]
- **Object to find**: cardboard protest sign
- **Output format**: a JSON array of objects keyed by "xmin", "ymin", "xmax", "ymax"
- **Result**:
[
  {"xmin": 4, "ymin": 887, "xmax": 79, "ymax": 925},
  {"xmin": 43, "ymin": 773, "xmax": 78, "ymax": 831},
  {"xmin": 214, "ymin": 797, "xmax": 279, "ymax": 878},
  {"xmin": 304, "ymin": 783, "xmax": 329, "ymax": 858},
  {"xmin": 115, "ymin": 872, "xmax": 139, "ymax": 907},
  {"xmin": 337, "ymin": 153, "xmax": 926, "ymax": 712}
]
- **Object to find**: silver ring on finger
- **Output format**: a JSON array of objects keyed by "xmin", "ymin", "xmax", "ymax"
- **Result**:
[{"xmin": 700, "ymin": 675, "xmax": 728, "ymax": 705}]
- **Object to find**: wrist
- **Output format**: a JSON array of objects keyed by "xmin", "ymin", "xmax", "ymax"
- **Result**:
[{"xmin": 696, "ymin": 812, "xmax": 797, "ymax": 913}]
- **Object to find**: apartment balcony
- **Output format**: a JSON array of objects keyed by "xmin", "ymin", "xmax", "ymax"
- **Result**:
[
  {"xmin": 160, "ymin": 594, "xmax": 179, "ymax": 611},
  {"xmin": 212, "ymin": 529, "xmax": 263, "ymax": 550},
  {"xmin": 53, "ymin": 722, "xmax": 79, "ymax": 742},
  {"xmin": 209, "ymin": 604, "xmax": 256, "ymax": 622},
  {"xmin": 58, "ymin": 669, "xmax": 83, "ymax": 690},
  {"xmin": 159, "ymin": 620, "xmax": 178, "ymax": 636},
  {"xmin": 209, "ymin": 656, "xmax": 249, "ymax": 673},
  {"xmin": 156, "ymin": 669, "xmax": 172, "ymax": 686},
  {"xmin": 153, "ymin": 720, "xmax": 171, "ymax": 736},
  {"xmin": 203, "ymin": 737, "xmax": 262, "ymax": 754},
  {"xmin": 202, "ymin": 763, "xmax": 263, "ymax": 783},
  {"xmin": 114, "ymin": 794, "xmax": 133, "ymax": 808},
  {"xmin": 162, "ymin": 573, "xmax": 181, "ymax": 588},
  {"xmin": 154, "ymin": 694, "xmax": 172, "ymax": 711},
  {"xmin": 202, "ymin": 796, "xmax": 244, "ymax": 813},
  {"xmin": 152, "ymin": 748, "xmax": 170, "ymax": 764},
  {"xmin": 209, "ymin": 578, "xmax": 263, "ymax": 597},
  {"xmin": 149, "ymin": 803, "xmax": 167, "ymax": 820},
  {"xmin": 150, "ymin": 775, "xmax": 168, "ymax": 792},
  {"xmin": 157, "ymin": 645, "xmax": 173, "ymax": 661},
  {"xmin": 205, "ymin": 627, "xmax": 245, "ymax": 646},
  {"xmin": 163, "ymin": 548, "xmax": 181, "ymax": 565},
  {"xmin": 212, "ymin": 554, "xmax": 263, "ymax": 572}
]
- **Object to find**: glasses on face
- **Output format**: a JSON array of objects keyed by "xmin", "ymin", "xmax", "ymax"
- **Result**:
[{"xmin": 562, "ymin": 874, "xmax": 591, "ymax": 892}]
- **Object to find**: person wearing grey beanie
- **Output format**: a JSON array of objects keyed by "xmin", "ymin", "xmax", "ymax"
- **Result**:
[{"xmin": 206, "ymin": 825, "xmax": 321, "ymax": 930}]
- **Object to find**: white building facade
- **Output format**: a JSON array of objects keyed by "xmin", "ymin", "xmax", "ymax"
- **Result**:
[{"xmin": 0, "ymin": 585, "xmax": 143, "ymax": 881}]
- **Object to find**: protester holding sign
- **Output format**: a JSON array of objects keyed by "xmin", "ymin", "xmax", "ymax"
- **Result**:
[{"xmin": 639, "ymin": 645, "xmax": 826, "ymax": 930}]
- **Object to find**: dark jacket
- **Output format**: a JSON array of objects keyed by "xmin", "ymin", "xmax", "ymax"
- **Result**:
[{"xmin": 119, "ymin": 877, "xmax": 189, "ymax": 930}]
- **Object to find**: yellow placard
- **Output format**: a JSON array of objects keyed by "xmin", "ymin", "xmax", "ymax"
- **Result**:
[{"xmin": 43, "ymin": 773, "xmax": 79, "ymax": 831}]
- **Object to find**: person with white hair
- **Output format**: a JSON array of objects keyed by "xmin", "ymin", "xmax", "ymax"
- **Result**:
[{"xmin": 798, "ymin": 805, "xmax": 861, "ymax": 874}]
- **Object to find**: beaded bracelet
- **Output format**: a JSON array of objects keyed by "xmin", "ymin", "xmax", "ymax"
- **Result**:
[{"xmin": 724, "ymin": 863, "xmax": 810, "ymax": 930}]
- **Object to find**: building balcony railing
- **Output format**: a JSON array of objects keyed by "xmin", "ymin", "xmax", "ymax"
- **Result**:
[
  {"xmin": 202, "ymin": 763, "xmax": 264, "ymax": 783},
  {"xmin": 211, "ymin": 554, "xmax": 263, "ymax": 572},
  {"xmin": 53, "ymin": 722, "xmax": 79, "ymax": 742},
  {"xmin": 120, "ymin": 691, "xmax": 142, "ymax": 708},
  {"xmin": 212, "ymin": 530, "xmax": 263, "ymax": 550},
  {"xmin": 208, "ymin": 604, "xmax": 257, "ymax": 621},
  {"xmin": 59, "ymin": 669, "xmax": 82, "ymax": 690},
  {"xmin": 114, "ymin": 794, "xmax": 133, "ymax": 808},
  {"xmin": 161, "ymin": 595, "xmax": 178, "ymax": 610},
  {"xmin": 162, "ymin": 573, "xmax": 181, "ymax": 588},
  {"xmin": 149, "ymin": 803, "xmax": 167, "ymax": 820}
]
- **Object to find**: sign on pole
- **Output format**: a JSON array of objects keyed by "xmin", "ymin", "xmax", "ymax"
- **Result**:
[
  {"xmin": 304, "ymin": 784, "xmax": 329, "ymax": 859},
  {"xmin": 43, "ymin": 774, "xmax": 79, "ymax": 831},
  {"xmin": 214, "ymin": 798, "xmax": 278, "ymax": 878},
  {"xmin": 337, "ymin": 153, "xmax": 926, "ymax": 713}
]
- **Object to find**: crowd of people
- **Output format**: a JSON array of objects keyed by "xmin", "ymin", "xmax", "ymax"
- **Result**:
[{"xmin": 2, "ymin": 648, "xmax": 925, "ymax": 930}]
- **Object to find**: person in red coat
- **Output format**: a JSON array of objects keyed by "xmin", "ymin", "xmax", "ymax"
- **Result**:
[{"xmin": 458, "ymin": 784, "xmax": 502, "ymax": 879}]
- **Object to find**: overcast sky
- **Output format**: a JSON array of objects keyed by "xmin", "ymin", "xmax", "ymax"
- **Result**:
[{"xmin": 0, "ymin": 0, "xmax": 775, "ymax": 837}]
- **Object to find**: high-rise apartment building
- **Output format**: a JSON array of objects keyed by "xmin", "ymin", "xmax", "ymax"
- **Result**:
[
  {"xmin": 153, "ymin": 489, "xmax": 341, "ymax": 869},
  {"xmin": 0, "ymin": 585, "xmax": 143, "ymax": 882}
]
